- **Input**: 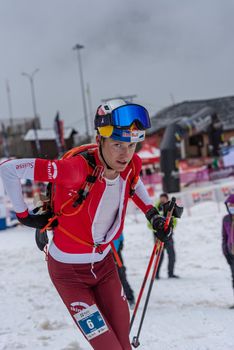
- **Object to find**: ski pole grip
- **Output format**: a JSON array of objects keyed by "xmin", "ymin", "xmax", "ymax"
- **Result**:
[{"xmin": 164, "ymin": 197, "xmax": 176, "ymax": 231}]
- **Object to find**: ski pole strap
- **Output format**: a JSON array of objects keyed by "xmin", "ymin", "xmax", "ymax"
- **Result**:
[{"xmin": 110, "ymin": 241, "xmax": 123, "ymax": 268}]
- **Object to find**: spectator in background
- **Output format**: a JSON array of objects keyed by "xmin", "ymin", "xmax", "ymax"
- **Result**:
[
  {"xmin": 222, "ymin": 194, "xmax": 234, "ymax": 309},
  {"xmin": 148, "ymin": 193, "xmax": 179, "ymax": 279},
  {"xmin": 24, "ymin": 179, "xmax": 33, "ymax": 198},
  {"xmin": 113, "ymin": 233, "xmax": 135, "ymax": 308}
]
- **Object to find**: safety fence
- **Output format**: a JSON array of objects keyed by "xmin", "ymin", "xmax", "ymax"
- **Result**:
[
  {"xmin": 127, "ymin": 180, "xmax": 234, "ymax": 219},
  {"xmin": 141, "ymin": 165, "xmax": 234, "ymax": 189}
]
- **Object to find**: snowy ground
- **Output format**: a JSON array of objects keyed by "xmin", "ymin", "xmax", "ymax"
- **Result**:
[{"xmin": 0, "ymin": 201, "xmax": 233, "ymax": 350}]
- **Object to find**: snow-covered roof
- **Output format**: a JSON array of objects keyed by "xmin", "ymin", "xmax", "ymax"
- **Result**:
[
  {"xmin": 24, "ymin": 128, "xmax": 76, "ymax": 141},
  {"xmin": 148, "ymin": 95, "xmax": 234, "ymax": 134}
]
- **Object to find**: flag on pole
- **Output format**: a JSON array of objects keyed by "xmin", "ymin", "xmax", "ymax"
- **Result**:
[{"xmin": 54, "ymin": 111, "xmax": 65, "ymax": 156}]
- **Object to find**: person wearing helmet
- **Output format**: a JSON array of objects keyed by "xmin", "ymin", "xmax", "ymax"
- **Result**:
[
  {"xmin": 222, "ymin": 194, "xmax": 234, "ymax": 309},
  {"xmin": 0, "ymin": 99, "xmax": 172, "ymax": 349}
]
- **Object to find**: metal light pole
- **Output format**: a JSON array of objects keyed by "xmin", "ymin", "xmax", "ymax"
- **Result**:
[
  {"xmin": 22, "ymin": 68, "xmax": 39, "ymax": 118},
  {"xmin": 5, "ymin": 80, "xmax": 13, "ymax": 128},
  {"xmin": 86, "ymin": 83, "xmax": 94, "ymax": 140},
  {"xmin": 22, "ymin": 68, "xmax": 41, "ymax": 155},
  {"xmin": 73, "ymin": 43, "xmax": 90, "ymax": 139}
]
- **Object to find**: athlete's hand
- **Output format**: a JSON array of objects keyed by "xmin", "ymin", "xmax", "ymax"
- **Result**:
[
  {"xmin": 152, "ymin": 215, "xmax": 172, "ymax": 242},
  {"xmin": 16, "ymin": 210, "xmax": 55, "ymax": 229},
  {"xmin": 146, "ymin": 207, "xmax": 172, "ymax": 242}
]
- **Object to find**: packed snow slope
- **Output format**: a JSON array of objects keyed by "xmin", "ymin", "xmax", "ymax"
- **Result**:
[{"xmin": 0, "ymin": 201, "xmax": 233, "ymax": 350}]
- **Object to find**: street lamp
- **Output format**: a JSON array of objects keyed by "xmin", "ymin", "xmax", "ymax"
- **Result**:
[
  {"xmin": 22, "ymin": 68, "xmax": 41, "ymax": 155},
  {"xmin": 22, "ymin": 68, "xmax": 40, "ymax": 119},
  {"xmin": 73, "ymin": 43, "xmax": 90, "ymax": 139}
]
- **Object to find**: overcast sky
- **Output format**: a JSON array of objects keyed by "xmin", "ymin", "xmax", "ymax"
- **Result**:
[{"xmin": 0, "ymin": 0, "xmax": 234, "ymax": 135}]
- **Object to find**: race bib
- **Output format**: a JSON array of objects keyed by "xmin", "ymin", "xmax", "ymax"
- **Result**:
[{"xmin": 74, "ymin": 304, "xmax": 108, "ymax": 340}]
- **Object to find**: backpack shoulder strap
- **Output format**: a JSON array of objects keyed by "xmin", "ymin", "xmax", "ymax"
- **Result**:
[
  {"xmin": 61, "ymin": 143, "xmax": 97, "ymax": 160},
  {"xmin": 79, "ymin": 150, "xmax": 96, "ymax": 170}
]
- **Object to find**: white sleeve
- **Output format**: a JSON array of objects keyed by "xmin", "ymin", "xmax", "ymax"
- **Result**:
[
  {"xmin": 0, "ymin": 159, "xmax": 36, "ymax": 213},
  {"xmin": 134, "ymin": 178, "xmax": 152, "ymax": 206}
]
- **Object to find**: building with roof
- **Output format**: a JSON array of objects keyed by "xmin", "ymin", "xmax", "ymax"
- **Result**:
[
  {"xmin": 146, "ymin": 95, "xmax": 234, "ymax": 158},
  {"xmin": 24, "ymin": 128, "xmax": 78, "ymax": 158},
  {"xmin": 0, "ymin": 117, "xmax": 40, "ymax": 158}
]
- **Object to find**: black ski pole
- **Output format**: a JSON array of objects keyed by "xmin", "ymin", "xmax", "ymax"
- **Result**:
[
  {"xmin": 130, "ymin": 240, "xmax": 159, "ymax": 332},
  {"xmin": 131, "ymin": 239, "xmax": 164, "ymax": 348},
  {"xmin": 131, "ymin": 197, "xmax": 176, "ymax": 348}
]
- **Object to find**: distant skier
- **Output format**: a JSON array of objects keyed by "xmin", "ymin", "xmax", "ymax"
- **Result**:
[
  {"xmin": 222, "ymin": 194, "xmax": 234, "ymax": 309},
  {"xmin": 0, "ymin": 99, "xmax": 173, "ymax": 349}
]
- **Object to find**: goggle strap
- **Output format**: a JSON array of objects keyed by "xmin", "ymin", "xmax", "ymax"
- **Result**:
[{"xmin": 95, "ymin": 114, "xmax": 112, "ymax": 129}]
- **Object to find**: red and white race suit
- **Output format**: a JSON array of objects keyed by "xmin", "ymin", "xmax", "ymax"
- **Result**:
[
  {"xmin": 0, "ymin": 149, "xmax": 153, "ymax": 349},
  {"xmin": 0, "ymin": 150, "xmax": 153, "ymax": 263}
]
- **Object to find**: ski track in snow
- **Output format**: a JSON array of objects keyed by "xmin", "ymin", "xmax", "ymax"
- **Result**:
[{"xmin": 0, "ymin": 201, "xmax": 233, "ymax": 350}]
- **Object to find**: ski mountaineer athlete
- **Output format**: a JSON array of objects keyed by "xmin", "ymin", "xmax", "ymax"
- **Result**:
[{"xmin": 0, "ymin": 99, "xmax": 173, "ymax": 350}]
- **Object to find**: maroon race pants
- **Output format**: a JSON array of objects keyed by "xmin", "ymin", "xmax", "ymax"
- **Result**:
[{"xmin": 47, "ymin": 252, "xmax": 132, "ymax": 350}]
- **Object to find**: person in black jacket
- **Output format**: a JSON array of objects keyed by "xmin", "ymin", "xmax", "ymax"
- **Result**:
[{"xmin": 148, "ymin": 193, "xmax": 179, "ymax": 279}]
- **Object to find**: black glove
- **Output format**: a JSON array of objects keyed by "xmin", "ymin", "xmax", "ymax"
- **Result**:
[
  {"xmin": 17, "ymin": 210, "xmax": 56, "ymax": 229},
  {"xmin": 35, "ymin": 228, "xmax": 49, "ymax": 251},
  {"xmin": 152, "ymin": 216, "xmax": 172, "ymax": 242},
  {"xmin": 146, "ymin": 207, "xmax": 172, "ymax": 242}
]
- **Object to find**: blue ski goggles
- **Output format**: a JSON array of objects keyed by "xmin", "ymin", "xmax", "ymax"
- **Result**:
[{"xmin": 95, "ymin": 104, "xmax": 151, "ymax": 130}]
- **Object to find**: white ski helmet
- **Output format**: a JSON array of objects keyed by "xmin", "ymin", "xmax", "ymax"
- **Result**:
[{"xmin": 94, "ymin": 99, "xmax": 151, "ymax": 143}]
